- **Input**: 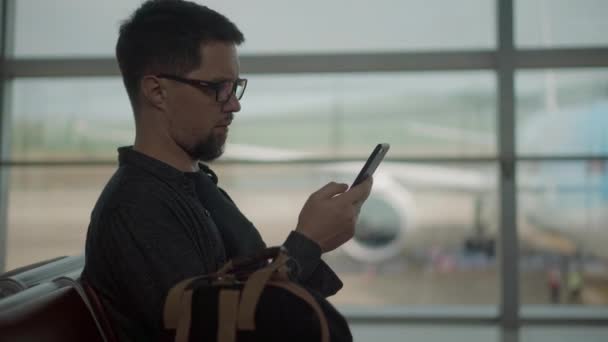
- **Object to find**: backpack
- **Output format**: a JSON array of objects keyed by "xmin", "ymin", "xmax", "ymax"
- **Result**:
[{"xmin": 163, "ymin": 246, "xmax": 352, "ymax": 342}]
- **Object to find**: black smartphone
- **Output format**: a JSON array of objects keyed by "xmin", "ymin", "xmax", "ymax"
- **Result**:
[{"xmin": 352, "ymin": 143, "xmax": 390, "ymax": 187}]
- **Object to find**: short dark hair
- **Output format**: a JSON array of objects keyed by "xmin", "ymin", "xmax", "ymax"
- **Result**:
[{"xmin": 116, "ymin": 0, "xmax": 244, "ymax": 111}]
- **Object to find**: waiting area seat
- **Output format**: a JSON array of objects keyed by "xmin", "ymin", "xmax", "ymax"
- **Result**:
[
  {"xmin": 0, "ymin": 257, "xmax": 116, "ymax": 342},
  {"xmin": 0, "ymin": 282, "xmax": 104, "ymax": 342},
  {"xmin": 0, "ymin": 255, "xmax": 85, "ymax": 299}
]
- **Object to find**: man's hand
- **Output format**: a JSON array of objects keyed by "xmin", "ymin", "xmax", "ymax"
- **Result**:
[{"xmin": 295, "ymin": 177, "xmax": 373, "ymax": 253}]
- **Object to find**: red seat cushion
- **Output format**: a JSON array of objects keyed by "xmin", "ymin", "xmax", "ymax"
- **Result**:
[{"xmin": 0, "ymin": 286, "xmax": 104, "ymax": 342}]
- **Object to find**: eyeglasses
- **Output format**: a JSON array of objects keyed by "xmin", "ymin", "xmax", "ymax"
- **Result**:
[{"xmin": 156, "ymin": 73, "xmax": 247, "ymax": 104}]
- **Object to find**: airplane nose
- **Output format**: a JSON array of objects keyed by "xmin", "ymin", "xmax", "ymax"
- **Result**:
[{"xmin": 342, "ymin": 175, "xmax": 414, "ymax": 264}]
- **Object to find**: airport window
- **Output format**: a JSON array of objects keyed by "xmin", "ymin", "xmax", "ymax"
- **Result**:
[
  {"xmin": 215, "ymin": 162, "xmax": 499, "ymax": 306},
  {"xmin": 5, "ymin": 166, "xmax": 115, "ymax": 269},
  {"xmin": 350, "ymin": 325, "xmax": 499, "ymax": 342},
  {"xmin": 13, "ymin": 0, "xmax": 495, "ymax": 58},
  {"xmin": 520, "ymin": 327, "xmax": 608, "ymax": 342},
  {"xmin": 515, "ymin": 69, "xmax": 608, "ymax": 311},
  {"xmin": 516, "ymin": 69, "xmax": 608, "ymax": 156},
  {"xmin": 12, "ymin": 0, "xmax": 139, "ymax": 58},
  {"xmin": 2, "ymin": 0, "xmax": 608, "ymax": 340},
  {"xmin": 9, "ymin": 78, "xmax": 133, "ymax": 161},
  {"xmin": 515, "ymin": 0, "xmax": 608, "ymax": 48},
  {"xmin": 518, "ymin": 161, "xmax": 608, "ymax": 308},
  {"xmin": 236, "ymin": 72, "xmax": 496, "ymax": 158},
  {"xmin": 4, "ymin": 149, "xmax": 502, "ymax": 308},
  {"xmin": 8, "ymin": 72, "xmax": 496, "ymax": 163}
]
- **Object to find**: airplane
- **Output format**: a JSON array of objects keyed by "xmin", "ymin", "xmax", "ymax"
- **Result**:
[
  {"xmin": 219, "ymin": 100, "xmax": 608, "ymax": 267},
  {"xmin": 517, "ymin": 101, "xmax": 608, "ymax": 258},
  {"xmin": 340, "ymin": 100, "xmax": 608, "ymax": 265}
]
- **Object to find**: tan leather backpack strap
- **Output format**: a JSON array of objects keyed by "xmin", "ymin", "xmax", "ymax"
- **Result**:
[
  {"xmin": 164, "ymin": 277, "xmax": 199, "ymax": 330},
  {"xmin": 236, "ymin": 253, "xmax": 289, "ymax": 330},
  {"xmin": 174, "ymin": 289, "xmax": 194, "ymax": 342},
  {"xmin": 270, "ymin": 282, "xmax": 330, "ymax": 342},
  {"xmin": 217, "ymin": 289, "xmax": 241, "ymax": 342}
]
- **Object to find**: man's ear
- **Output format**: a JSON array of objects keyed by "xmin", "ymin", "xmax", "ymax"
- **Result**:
[{"xmin": 140, "ymin": 75, "xmax": 167, "ymax": 110}]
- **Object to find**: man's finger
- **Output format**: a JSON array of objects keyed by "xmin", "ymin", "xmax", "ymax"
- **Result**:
[
  {"xmin": 313, "ymin": 181, "xmax": 349, "ymax": 199},
  {"xmin": 341, "ymin": 176, "xmax": 373, "ymax": 203}
]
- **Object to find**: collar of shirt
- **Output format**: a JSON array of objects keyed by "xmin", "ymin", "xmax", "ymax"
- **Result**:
[{"xmin": 117, "ymin": 145, "xmax": 219, "ymax": 192}]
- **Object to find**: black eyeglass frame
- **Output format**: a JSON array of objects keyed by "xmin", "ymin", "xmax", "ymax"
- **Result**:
[{"xmin": 156, "ymin": 73, "xmax": 248, "ymax": 104}]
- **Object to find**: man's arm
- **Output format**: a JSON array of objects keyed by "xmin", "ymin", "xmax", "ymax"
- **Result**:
[
  {"xmin": 84, "ymin": 206, "xmax": 215, "ymax": 340},
  {"xmin": 216, "ymin": 186, "xmax": 342, "ymax": 296},
  {"xmin": 288, "ymin": 179, "xmax": 373, "ymax": 296},
  {"xmin": 295, "ymin": 179, "xmax": 373, "ymax": 253},
  {"xmin": 283, "ymin": 230, "xmax": 343, "ymax": 297}
]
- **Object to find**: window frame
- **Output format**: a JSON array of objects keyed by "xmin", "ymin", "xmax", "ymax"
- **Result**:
[{"xmin": 1, "ymin": 1, "xmax": 608, "ymax": 341}]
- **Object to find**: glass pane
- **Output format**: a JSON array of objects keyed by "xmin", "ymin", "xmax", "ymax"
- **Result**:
[
  {"xmin": 520, "ymin": 327, "xmax": 608, "ymax": 342},
  {"xmin": 8, "ymin": 73, "xmax": 496, "ymax": 161},
  {"xmin": 351, "ymin": 324, "xmax": 498, "ymax": 342},
  {"xmin": 516, "ymin": 69, "xmax": 608, "ymax": 156},
  {"xmin": 213, "ymin": 162, "xmax": 499, "ymax": 306},
  {"xmin": 7, "ymin": 160, "xmax": 499, "ymax": 306},
  {"xmin": 213, "ymin": 0, "xmax": 495, "ymax": 54},
  {"xmin": 9, "ymin": 77, "xmax": 133, "ymax": 160},
  {"xmin": 13, "ymin": 0, "xmax": 495, "ymax": 57},
  {"xmin": 516, "ymin": 0, "xmax": 608, "ymax": 48},
  {"xmin": 518, "ymin": 161, "xmax": 608, "ymax": 307},
  {"xmin": 13, "ymin": 0, "xmax": 140, "ymax": 58},
  {"xmin": 6, "ymin": 159, "xmax": 499, "ymax": 306},
  {"xmin": 5, "ymin": 166, "xmax": 115, "ymax": 270},
  {"xmin": 234, "ymin": 72, "xmax": 496, "ymax": 158}
]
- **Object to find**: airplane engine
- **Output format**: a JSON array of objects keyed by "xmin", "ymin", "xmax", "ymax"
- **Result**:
[{"xmin": 341, "ymin": 173, "xmax": 415, "ymax": 263}]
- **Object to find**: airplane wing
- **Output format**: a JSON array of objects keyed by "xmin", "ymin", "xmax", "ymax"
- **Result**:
[
  {"xmin": 320, "ymin": 161, "xmax": 493, "ymax": 193},
  {"xmin": 220, "ymin": 143, "xmax": 495, "ymax": 194},
  {"xmin": 221, "ymin": 143, "xmax": 314, "ymax": 162}
]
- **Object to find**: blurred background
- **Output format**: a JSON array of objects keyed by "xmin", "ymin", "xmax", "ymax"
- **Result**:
[{"xmin": 1, "ymin": 0, "xmax": 607, "ymax": 341}]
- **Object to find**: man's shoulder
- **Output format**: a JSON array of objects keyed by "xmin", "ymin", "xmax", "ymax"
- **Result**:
[
  {"xmin": 101, "ymin": 165, "xmax": 180, "ymax": 204},
  {"xmin": 86, "ymin": 164, "xmax": 192, "ymax": 248},
  {"xmin": 90, "ymin": 165, "xmax": 188, "ymax": 226}
]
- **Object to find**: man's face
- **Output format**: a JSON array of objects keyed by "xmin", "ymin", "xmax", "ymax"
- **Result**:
[{"xmin": 164, "ymin": 42, "xmax": 241, "ymax": 161}]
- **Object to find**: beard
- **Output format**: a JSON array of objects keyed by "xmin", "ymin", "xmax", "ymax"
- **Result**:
[{"xmin": 187, "ymin": 131, "xmax": 226, "ymax": 162}]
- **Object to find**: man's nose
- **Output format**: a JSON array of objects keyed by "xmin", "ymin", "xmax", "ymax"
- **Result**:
[{"xmin": 222, "ymin": 93, "xmax": 241, "ymax": 113}]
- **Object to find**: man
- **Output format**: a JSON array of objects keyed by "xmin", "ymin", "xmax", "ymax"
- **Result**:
[{"xmin": 82, "ymin": 1, "xmax": 373, "ymax": 341}]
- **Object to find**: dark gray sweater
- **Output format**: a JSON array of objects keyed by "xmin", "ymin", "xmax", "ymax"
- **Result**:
[{"xmin": 82, "ymin": 147, "xmax": 342, "ymax": 341}]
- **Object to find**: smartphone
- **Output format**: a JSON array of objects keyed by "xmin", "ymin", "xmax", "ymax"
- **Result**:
[{"xmin": 352, "ymin": 143, "xmax": 390, "ymax": 187}]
